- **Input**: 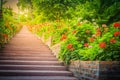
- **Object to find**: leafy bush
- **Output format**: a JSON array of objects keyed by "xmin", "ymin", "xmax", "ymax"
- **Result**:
[
  {"xmin": 0, "ymin": 7, "xmax": 22, "ymax": 48},
  {"xmin": 59, "ymin": 21, "xmax": 120, "ymax": 64}
]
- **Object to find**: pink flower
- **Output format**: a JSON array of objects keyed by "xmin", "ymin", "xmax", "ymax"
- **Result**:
[{"xmin": 102, "ymin": 24, "xmax": 107, "ymax": 27}]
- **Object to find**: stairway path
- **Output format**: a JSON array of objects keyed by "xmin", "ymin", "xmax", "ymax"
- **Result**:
[{"xmin": 0, "ymin": 26, "xmax": 77, "ymax": 80}]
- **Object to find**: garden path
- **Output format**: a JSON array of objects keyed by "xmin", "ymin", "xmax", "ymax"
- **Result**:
[{"xmin": 0, "ymin": 26, "xmax": 77, "ymax": 80}]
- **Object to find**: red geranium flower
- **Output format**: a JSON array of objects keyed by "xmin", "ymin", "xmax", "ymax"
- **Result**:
[
  {"xmin": 86, "ymin": 30, "xmax": 90, "ymax": 33},
  {"xmin": 84, "ymin": 43, "xmax": 89, "ymax": 47},
  {"xmin": 2, "ymin": 34, "xmax": 8, "ymax": 38},
  {"xmin": 89, "ymin": 38, "xmax": 94, "ymax": 42},
  {"xmin": 99, "ymin": 42, "xmax": 106, "ymax": 48},
  {"xmin": 95, "ymin": 31, "xmax": 101, "ymax": 36},
  {"xmin": 114, "ymin": 32, "xmax": 120, "ymax": 37},
  {"xmin": 72, "ymin": 30, "xmax": 77, "ymax": 34},
  {"xmin": 110, "ymin": 39, "xmax": 116, "ymax": 43},
  {"xmin": 56, "ymin": 19, "xmax": 60, "ymax": 22},
  {"xmin": 67, "ymin": 44, "xmax": 73, "ymax": 49},
  {"xmin": 114, "ymin": 22, "xmax": 120, "ymax": 28},
  {"xmin": 96, "ymin": 28, "xmax": 101, "ymax": 32},
  {"xmin": 78, "ymin": 22, "xmax": 81, "ymax": 26},
  {"xmin": 70, "ymin": 48, "xmax": 75, "ymax": 51},
  {"xmin": 60, "ymin": 34, "xmax": 67, "ymax": 41}
]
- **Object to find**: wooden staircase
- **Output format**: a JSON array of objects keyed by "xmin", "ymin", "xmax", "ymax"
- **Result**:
[{"xmin": 0, "ymin": 27, "xmax": 77, "ymax": 80}]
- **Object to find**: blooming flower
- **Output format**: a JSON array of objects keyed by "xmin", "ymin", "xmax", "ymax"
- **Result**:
[
  {"xmin": 99, "ymin": 42, "xmax": 106, "ymax": 48},
  {"xmin": 89, "ymin": 38, "xmax": 94, "ymax": 42},
  {"xmin": 95, "ymin": 31, "xmax": 101, "ymax": 36},
  {"xmin": 60, "ymin": 34, "xmax": 67, "ymax": 41},
  {"xmin": 114, "ymin": 32, "xmax": 120, "ymax": 37},
  {"xmin": 110, "ymin": 39, "xmax": 116, "ymax": 43},
  {"xmin": 88, "ymin": 46, "xmax": 93, "ymax": 48},
  {"xmin": 2, "ymin": 34, "xmax": 8, "ymax": 38},
  {"xmin": 86, "ymin": 30, "xmax": 90, "ymax": 33},
  {"xmin": 96, "ymin": 28, "xmax": 101, "ymax": 32},
  {"xmin": 70, "ymin": 48, "xmax": 75, "ymax": 51},
  {"xmin": 56, "ymin": 19, "xmax": 60, "ymax": 22},
  {"xmin": 67, "ymin": 44, "xmax": 73, "ymax": 49},
  {"xmin": 72, "ymin": 30, "xmax": 77, "ymax": 34},
  {"xmin": 84, "ymin": 43, "xmax": 89, "ymax": 47},
  {"xmin": 78, "ymin": 22, "xmax": 81, "ymax": 26},
  {"xmin": 114, "ymin": 22, "xmax": 120, "ymax": 28},
  {"xmin": 102, "ymin": 24, "xmax": 107, "ymax": 28}
]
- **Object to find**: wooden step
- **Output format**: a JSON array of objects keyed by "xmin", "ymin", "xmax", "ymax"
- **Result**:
[
  {"xmin": 0, "ymin": 51, "xmax": 53, "ymax": 53},
  {"xmin": 0, "ymin": 26, "xmax": 77, "ymax": 80},
  {"xmin": 0, "ymin": 60, "xmax": 63, "ymax": 65},
  {"xmin": 0, "ymin": 70, "xmax": 73, "ymax": 76},
  {"xmin": 0, "ymin": 53, "xmax": 55, "ymax": 57},
  {"xmin": 0, "ymin": 56, "xmax": 57, "ymax": 61},
  {"xmin": 0, "ymin": 76, "xmax": 77, "ymax": 80},
  {"xmin": 0, "ymin": 50, "xmax": 52, "ymax": 54},
  {"xmin": 0, "ymin": 65, "xmax": 66, "ymax": 71}
]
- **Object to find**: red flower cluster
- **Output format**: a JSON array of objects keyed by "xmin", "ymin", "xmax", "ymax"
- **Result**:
[
  {"xmin": 2, "ymin": 34, "xmax": 8, "ymax": 38},
  {"xmin": 99, "ymin": 42, "xmax": 106, "ymax": 48},
  {"xmin": 56, "ymin": 19, "xmax": 60, "ymax": 22},
  {"xmin": 86, "ymin": 30, "xmax": 90, "ymax": 33},
  {"xmin": 89, "ymin": 38, "xmax": 94, "ymax": 42},
  {"xmin": 95, "ymin": 31, "xmax": 101, "ymax": 36},
  {"xmin": 110, "ymin": 39, "xmax": 116, "ymax": 43},
  {"xmin": 95, "ymin": 28, "xmax": 101, "ymax": 36},
  {"xmin": 67, "ymin": 44, "xmax": 74, "ymax": 51},
  {"xmin": 78, "ymin": 22, "xmax": 81, "ymax": 26},
  {"xmin": 84, "ymin": 43, "xmax": 89, "ymax": 47},
  {"xmin": 72, "ymin": 30, "xmax": 77, "ymax": 34},
  {"xmin": 60, "ymin": 34, "xmax": 67, "ymax": 41},
  {"xmin": 114, "ymin": 32, "xmax": 120, "ymax": 37},
  {"xmin": 96, "ymin": 28, "xmax": 101, "ymax": 32},
  {"xmin": 114, "ymin": 22, "xmax": 120, "ymax": 28}
]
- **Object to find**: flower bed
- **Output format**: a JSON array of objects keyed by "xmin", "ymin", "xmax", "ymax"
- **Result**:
[
  {"xmin": 0, "ymin": 21, "xmax": 22, "ymax": 48},
  {"xmin": 59, "ymin": 21, "xmax": 120, "ymax": 64},
  {"xmin": 29, "ymin": 19, "xmax": 120, "ymax": 64},
  {"xmin": 30, "ymin": 19, "xmax": 120, "ymax": 80}
]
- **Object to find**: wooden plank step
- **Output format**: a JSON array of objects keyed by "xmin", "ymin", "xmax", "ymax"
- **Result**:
[
  {"xmin": 0, "ymin": 53, "xmax": 55, "ymax": 57},
  {"xmin": 1, "ymin": 49, "xmax": 51, "ymax": 52},
  {"xmin": 0, "ymin": 65, "xmax": 66, "ymax": 71},
  {"xmin": 0, "ymin": 56, "xmax": 57, "ymax": 61},
  {"xmin": 0, "ymin": 70, "xmax": 73, "ymax": 76},
  {"xmin": 0, "ymin": 51, "xmax": 54, "ymax": 54},
  {"xmin": 0, "ymin": 76, "xmax": 77, "ymax": 80},
  {"xmin": 0, "ymin": 60, "xmax": 63, "ymax": 65},
  {"xmin": 0, "ymin": 51, "xmax": 52, "ymax": 53}
]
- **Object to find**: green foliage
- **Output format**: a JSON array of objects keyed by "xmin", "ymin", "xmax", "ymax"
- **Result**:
[
  {"xmin": 0, "ymin": 7, "xmax": 22, "ymax": 48},
  {"xmin": 17, "ymin": 0, "xmax": 33, "ymax": 21},
  {"xmin": 30, "ymin": 0, "xmax": 80, "ymax": 21},
  {"xmin": 18, "ymin": 0, "xmax": 120, "ymax": 64},
  {"xmin": 59, "ymin": 21, "xmax": 120, "ymax": 64},
  {"xmin": 17, "ymin": 0, "xmax": 120, "ymax": 24}
]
